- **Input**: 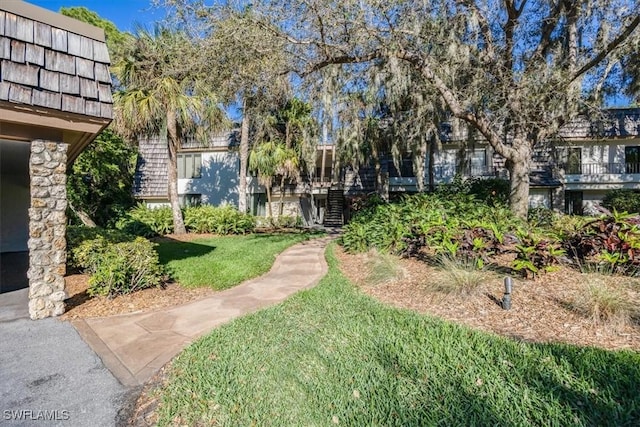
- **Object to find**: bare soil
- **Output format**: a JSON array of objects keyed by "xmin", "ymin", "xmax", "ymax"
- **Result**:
[{"xmin": 334, "ymin": 246, "xmax": 640, "ymax": 352}]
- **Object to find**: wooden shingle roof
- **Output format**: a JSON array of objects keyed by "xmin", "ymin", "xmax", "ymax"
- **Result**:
[
  {"xmin": 558, "ymin": 108, "xmax": 640, "ymax": 140},
  {"xmin": 0, "ymin": 3, "xmax": 112, "ymax": 119}
]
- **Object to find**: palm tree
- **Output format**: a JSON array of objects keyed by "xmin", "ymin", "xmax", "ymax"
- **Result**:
[
  {"xmin": 249, "ymin": 140, "xmax": 299, "ymax": 219},
  {"xmin": 113, "ymin": 27, "xmax": 226, "ymax": 234}
]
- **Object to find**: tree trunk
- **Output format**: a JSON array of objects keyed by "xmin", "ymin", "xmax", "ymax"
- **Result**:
[
  {"xmin": 238, "ymin": 100, "xmax": 250, "ymax": 213},
  {"xmin": 506, "ymin": 143, "xmax": 532, "ymax": 220},
  {"xmin": 279, "ymin": 175, "xmax": 286, "ymax": 216},
  {"xmin": 265, "ymin": 184, "xmax": 273, "ymax": 220},
  {"xmin": 428, "ymin": 139, "xmax": 435, "ymax": 192},
  {"xmin": 69, "ymin": 201, "xmax": 97, "ymax": 227},
  {"xmin": 166, "ymin": 110, "xmax": 187, "ymax": 234}
]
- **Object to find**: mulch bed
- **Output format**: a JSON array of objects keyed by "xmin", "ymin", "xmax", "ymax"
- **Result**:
[{"xmin": 334, "ymin": 246, "xmax": 640, "ymax": 352}]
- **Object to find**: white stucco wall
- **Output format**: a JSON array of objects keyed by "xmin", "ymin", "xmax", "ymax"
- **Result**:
[{"xmin": 179, "ymin": 151, "xmax": 239, "ymax": 207}]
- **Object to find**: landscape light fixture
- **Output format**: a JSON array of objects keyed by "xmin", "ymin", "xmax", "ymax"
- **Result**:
[{"xmin": 502, "ymin": 276, "xmax": 513, "ymax": 310}]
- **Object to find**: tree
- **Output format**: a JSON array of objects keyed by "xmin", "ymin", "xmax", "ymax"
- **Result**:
[
  {"xmin": 249, "ymin": 98, "xmax": 316, "ymax": 217},
  {"xmin": 249, "ymin": 140, "xmax": 298, "ymax": 219},
  {"xmin": 60, "ymin": 6, "xmax": 131, "ymax": 60},
  {"xmin": 112, "ymin": 27, "xmax": 227, "ymax": 234},
  {"xmin": 67, "ymin": 129, "xmax": 137, "ymax": 228},
  {"xmin": 174, "ymin": 7, "xmax": 291, "ymax": 213},
  {"xmin": 173, "ymin": 0, "xmax": 640, "ymax": 218},
  {"xmin": 60, "ymin": 8, "xmax": 136, "ymax": 227}
]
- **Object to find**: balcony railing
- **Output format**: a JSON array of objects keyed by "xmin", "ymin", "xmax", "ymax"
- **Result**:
[
  {"xmin": 564, "ymin": 163, "xmax": 640, "ymax": 175},
  {"xmin": 433, "ymin": 164, "xmax": 503, "ymax": 179}
]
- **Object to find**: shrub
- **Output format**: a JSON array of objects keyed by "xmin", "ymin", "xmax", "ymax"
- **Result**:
[
  {"xmin": 342, "ymin": 192, "xmax": 522, "ymax": 257},
  {"xmin": 184, "ymin": 205, "xmax": 256, "ymax": 234},
  {"xmin": 512, "ymin": 231, "xmax": 566, "ymax": 279},
  {"xmin": 564, "ymin": 210, "xmax": 640, "ymax": 276},
  {"xmin": 468, "ymin": 177, "xmax": 510, "ymax": 206},
  {"xmin": 117, "ymin": 204, "xmax": 173, "ymax": 236},
  {"xmin": 66, "ymin": 225, "xmax": 132, "ymax": 270},
  {"xmin": 528, "ymin": 207, "xmax": 557, "ymax": 228},
  {"xmin": 73, "ymin": 236, "xmax": 165, "ymax": 297},
  {"xmin": 602, "ymin": 189, "xmax": 640, "ymax": 215}
]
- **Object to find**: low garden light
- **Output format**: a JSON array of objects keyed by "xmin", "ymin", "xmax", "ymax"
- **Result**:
[{"xmin": 502, "ymin": 276, "xmax": 513, "ymax": 310}]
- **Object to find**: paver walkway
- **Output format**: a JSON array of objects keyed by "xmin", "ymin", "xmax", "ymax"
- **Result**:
[{"xmin": 72, "ymin": 236, "xmax": 330, "ymax": 387}]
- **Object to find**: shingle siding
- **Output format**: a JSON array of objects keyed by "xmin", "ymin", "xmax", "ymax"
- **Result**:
[
  {"xmin": 0, "ymin": 8, "xmax": 112, "ymax": 118},
  {"xmin": 134, "ymin": 131, "xmax": 240, "ymax": 198}
]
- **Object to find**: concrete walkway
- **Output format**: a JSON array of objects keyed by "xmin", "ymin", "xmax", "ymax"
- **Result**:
[{"xmin": 72, "ymin": 236, "xmax": 330, "ymax": 387}]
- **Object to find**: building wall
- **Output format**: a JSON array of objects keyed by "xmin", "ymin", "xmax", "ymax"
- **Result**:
[
  {"xmin": 1, "ymin": 172, "xmax": 30, "ymax": 252},
  {"xmin": 179, "ymin": 151, "xmax": 239, "ymax": 207},
  {"xmin": 0, "ymin": 140, "xmax": 30, "ymax": 252}
]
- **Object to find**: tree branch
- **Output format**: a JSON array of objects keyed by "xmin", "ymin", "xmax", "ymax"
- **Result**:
[
  {"xmin": 570, "ymin": 14, "xmax": 640, "ymax": 84},
  {"xmin": 394, "ymin": 50, "xmax": 514, "ymax": 159}
]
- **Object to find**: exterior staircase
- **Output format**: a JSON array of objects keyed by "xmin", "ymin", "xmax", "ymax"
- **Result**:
[{"xmin": 323, "ymin": 189, "xmax": 344, "ymax": 227}]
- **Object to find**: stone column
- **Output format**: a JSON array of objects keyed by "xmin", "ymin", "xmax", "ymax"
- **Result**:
[{"xmin": 28, "ymin": 140, "xmax": 68, "ymax": 320}]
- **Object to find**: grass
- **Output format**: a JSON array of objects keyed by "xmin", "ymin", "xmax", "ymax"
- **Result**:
[
  {"xmin": 155, "ymin": 233, "xmax": 315, "ymax": 289},
  {"xmin": 155, "ymin": 244, "xmax": 640, "ymax": 426},
  {"xmin": 426, "ymin": 255, "xmax": 495, "ymax": 294},
  {"xmin": 364, "ymin": 249, "xmax": 406, "ymax": 285},
  {"xmin": 572, "ymin": 275, "xmax": 638, "ymax": 326}
]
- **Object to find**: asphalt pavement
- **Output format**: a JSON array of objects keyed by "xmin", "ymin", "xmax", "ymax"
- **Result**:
[{"xmin": 0, "ymin": 311, "xmax": 129, "ymax": 426}]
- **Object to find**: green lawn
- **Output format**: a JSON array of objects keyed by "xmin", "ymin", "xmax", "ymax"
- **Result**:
[
  {"xmin": 155, "ymin": 244, "xmax": 640, "ymax": 426},
  {"xmin": 155, "ymin": 233, "xmax": 315, "ymax": 289}
]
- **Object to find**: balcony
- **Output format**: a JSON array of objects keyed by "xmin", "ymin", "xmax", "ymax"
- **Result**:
[
  {"xmin": 433, "ymin": 164, "xmax": 506, "ymax": 182},
  {"xmin": 563, "ymin": 162, "xmax": 640, "ymax": 186}
]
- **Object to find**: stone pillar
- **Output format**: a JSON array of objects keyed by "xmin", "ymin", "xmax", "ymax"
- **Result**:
[{"xmin": 28, "ymin": 141, "xmax": 68, "ymax": 320}]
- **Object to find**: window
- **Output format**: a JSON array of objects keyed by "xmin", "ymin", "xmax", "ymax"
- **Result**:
[
  {"xmin": 469, "ymin": 149, "xmax": 487, "ymax": 174},
  {"xmin": 388, "ymin": 157, "xmax": 414, "ymax": 177},
  {"xmin": 565, "ymin": 148, "xmax": 582, "ymax": 174},
  {"xmin": 625, "ymin": 146, "xmax": 640, "ymax": 174},
  {"xmin": 178, "ymin": 153, "xmax": 202, "ymax": 179},
  {"xmin": 179, "ymin": 194, "xmax": 201, "ymax": 207},
  {"xmin": 565, "ymin": 191, "xmax": 583, "ymax": 215}
]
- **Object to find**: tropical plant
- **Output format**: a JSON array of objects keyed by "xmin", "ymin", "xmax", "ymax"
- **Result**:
[
  {"xmin": 183, "ymin": 205, "xmax": 255, "ymax": 234},
  {"xmin": 112, "ymin": 27, "xmax": 228, "ymax": 234},
  {"xmin": 249, "ymin": 140, "xmax": 299, "ymax": 219},
  {"xmin": 602, "ymin": 189, "xmax": 640, "ymax": 215}
]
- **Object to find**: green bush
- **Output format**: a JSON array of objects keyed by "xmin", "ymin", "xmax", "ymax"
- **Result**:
[
  {"xmin": 66, "ymin": 225, "xmax": 132, "ymax": 270},
  {"xmin": 602, "ymin": 189, "xmax": 640, "ymax": 215},
  {"xmin": 528, "ymin": 207, "xmax": 557, "ymax": 228},
  {"xmin": 184, "ymin": 205, "xmax": 255, "ymax": 234},
  {"xmin": 73, "ymin": 236, "xmax": 165, "ymax": 297},
  {"xmin": 341, "ymin": 192, "xmax": 523, "ymax": 256},
  {"xmin": 468, "ymin": 177, "xmax": 510, "ymax": 206},
  {"xmin": 117, "ymin": 204, "xmax": 174, "ymax": 236}
]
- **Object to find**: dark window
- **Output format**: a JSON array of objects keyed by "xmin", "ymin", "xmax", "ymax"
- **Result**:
[
  {"xmin": 469, "ymin": 149, "xmax": 487, "ymax": 175},
  {"xmin": 178, "ymin": 153, "xmax": 202, "ymax": 179},
  {"xmin": 389, "ymin": 157, "xmax": 414, "ymax": 178},
  {"xmin": 625, "ymin": 146, "xmax": 640, "ymax": 173},
  {"xmin": 565, "ymin": 191, "xmax": 583, "ymax": 215},
  {"xmin": 566, "ymin": 148, "xmax": 582, "ymax": 174}
]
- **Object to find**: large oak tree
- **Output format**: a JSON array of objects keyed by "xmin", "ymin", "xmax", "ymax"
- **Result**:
[{"xmin": 169, "ymin": 0, "xmax": 640, "ymax": 218}]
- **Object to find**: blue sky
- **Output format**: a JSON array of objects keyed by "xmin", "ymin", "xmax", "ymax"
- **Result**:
[{"xmin": 28, "ymin": 0, "xmax": 162, "ymax": 32}]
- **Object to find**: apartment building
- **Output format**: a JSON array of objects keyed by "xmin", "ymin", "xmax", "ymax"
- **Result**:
[{"xmin": 133, "ymin": 108, "xmax": 640, "ymax": 226}]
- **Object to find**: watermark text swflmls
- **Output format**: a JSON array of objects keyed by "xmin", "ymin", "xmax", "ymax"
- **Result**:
[{"xmin": 3, "ymin": 410, "xmax": 70, "ymax": 421}]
